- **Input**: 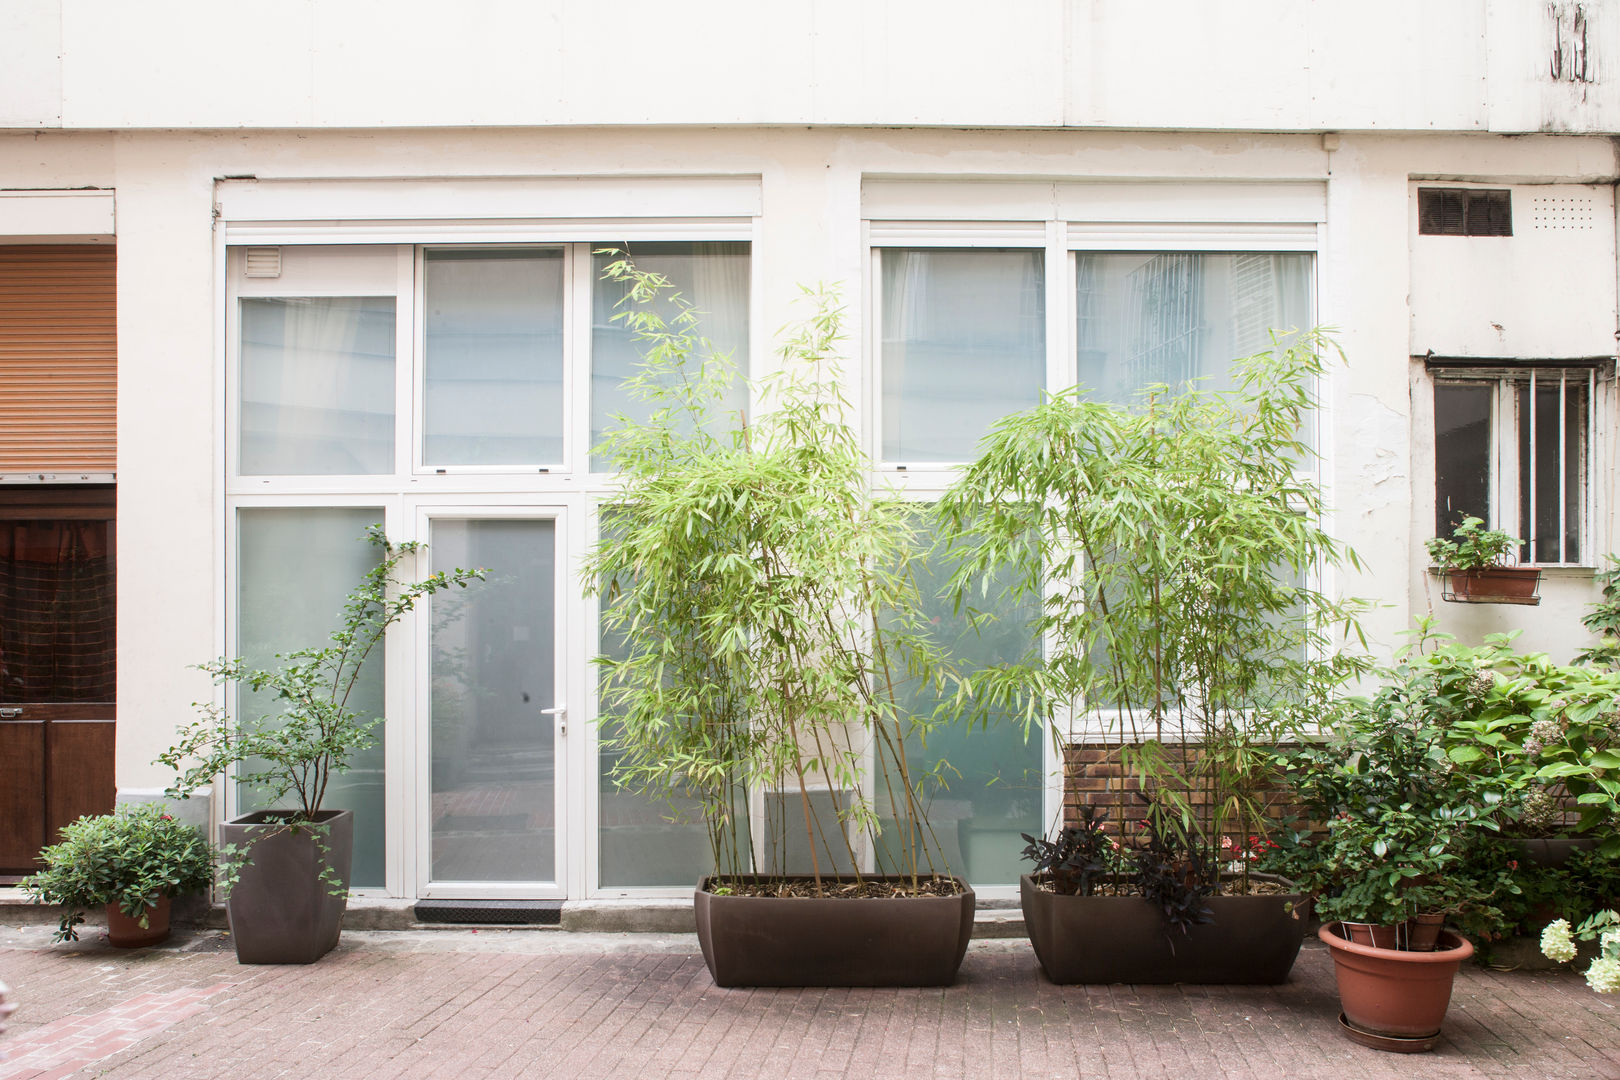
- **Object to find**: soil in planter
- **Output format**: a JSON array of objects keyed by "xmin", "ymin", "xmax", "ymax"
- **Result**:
[
  {"xmin": 707, "ymin": 875, "xmax": 964, "ymax": 899},
  {"xmin": 1030, "ymin": 874, "xmax": 1292, "ymax": 898}
]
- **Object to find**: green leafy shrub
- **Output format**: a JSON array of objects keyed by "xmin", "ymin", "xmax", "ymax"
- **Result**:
[
  {"xmin": 22, "ymin": 803, "xmax": 212, "ymax": 942},
  {"xmin": 1426, "ymin": 515, "xmax": 1520, "ymax": 572}
]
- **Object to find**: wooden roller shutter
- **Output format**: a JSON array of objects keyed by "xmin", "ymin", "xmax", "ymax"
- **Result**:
[{"xmin": 0, "ymin": 245, "xmax": 117, "ymax": 475}]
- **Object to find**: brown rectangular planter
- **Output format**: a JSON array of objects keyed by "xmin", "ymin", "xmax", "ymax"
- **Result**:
[
  {"xmin": 1442, "ymin": 567, "xmax": 1541, "ymax": 605},
  {"xmin": 694, "ymin": 875, "xmax": 975, "ymax": 987},
  {"xmin": 1021, "ymin": 873, "xmax": 1306, "ymax": 984},
  {"xmin": 219, "ymin": 809, "xmax": 353, "ymax": 965}
]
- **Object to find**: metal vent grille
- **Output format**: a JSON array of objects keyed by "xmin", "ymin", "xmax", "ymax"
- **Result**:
[
  {"xmin": 414, "ymin": 899, "xmax": 562, "ymax": 925},
  {"xmin": 242, "ymin": 247, "xmax": 282, "ymax": 278},
  {"xmin": 1530, "ymin": 194, "xmax": 1596, "ymax": 231},
  {"xmin": 1418, "ymin": 188, "xmax": 1512, "ymax": 236}
]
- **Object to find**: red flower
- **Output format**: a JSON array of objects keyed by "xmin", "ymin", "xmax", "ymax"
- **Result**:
[{"xmin": 1508, "ymin": 860, "xmax": 1519, "ymax": 871}]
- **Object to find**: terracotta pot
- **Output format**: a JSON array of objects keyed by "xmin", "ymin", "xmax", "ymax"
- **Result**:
[
  {"xmin": 1405, "ymin": 913, "xmax": 1445, "ymax": 952},
  {"xmin": 1319, "ymin": 922, "xmax": 1473, "ymax": 1042},
  {"xmin": 105, "ymin": 896, "xmax": 171, "ymax": 948},
  {"xmin": 1340, "ymin": 921, "xmax": 1402, "ymax": 949},
  {"xmin": 1021, "ymin": 873, "xmax": 1307, "ymax": 984},
  {"xmin": 1444, "ymin": 567, "xmax": 1541, "ymax": 605},
  {"xmin": 694, "ymin": 875, "xmax": 974, "ymax": 987},
  {"xmin": 219, "ymin": 809, "xmax": 353, "ymax": 965}
]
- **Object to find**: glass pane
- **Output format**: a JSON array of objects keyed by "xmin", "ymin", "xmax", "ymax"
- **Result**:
[
  {"xmin": 1075, "ymin": 253, "xmax": 1313, "ymax": 404},
  {"xmin": 882, "ymin": 248, "xmax": 1045, "ymax": 462},
  {"xmin": 0, "ymin": 518, "xmax": 115, "ymax": 703},
  {"xmin": 877, "ymin": 537, "xmax": 1043, "ymax": 886},
  {"xmin": 1434, "ymin": 382, "xmax": 1493, "ymax": 539},
  {"xmin": 239, "ymin": 298, "xmax": 395, "ymax": 475},
  {"xmin": 237, "ymin": 507, "xmax": 386, "ymax": 889},
  {"xmin": 424, "ymin": 250, "xmax": 565, "ymax": 466},
  {"xmin": 597, "ymin": 615, "xmax": 718, "ymax": 888},
  {"xmin": 1519, "ymin": 378, "xmax": 1587, "ymax": 564},
  {"xmin": 590, "ymin": 243, "xmax": 750, "ymax": 472},
  {"xmin": 430, "ymin": 519, "xmax": 556, "ymax": 884}
]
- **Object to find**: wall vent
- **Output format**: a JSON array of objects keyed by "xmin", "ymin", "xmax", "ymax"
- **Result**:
[
  {"xmin": 242, "ymin": 247, "xmax": 282, "ymax": 278},
  {"xmin": 1418, "ymin": 188, "xmax": 1512, "ymax": 237},
  {"xmin": 1530, "ymin": 193, "xmax": 1596, "ymax": 232}
]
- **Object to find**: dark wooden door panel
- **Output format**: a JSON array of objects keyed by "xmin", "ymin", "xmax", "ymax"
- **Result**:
[
  {"xmin": 47, "ymin": 718, "xmax": 115, "ymax": 841},
  {"xmin": 0, "ymin": 720, "xmax": 46, "ymax": 871}
]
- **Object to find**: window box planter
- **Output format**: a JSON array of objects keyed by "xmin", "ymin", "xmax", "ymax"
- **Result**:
[
  {"xmin": 1439, "ymin": 566, "xmax": 1542, "ymax": 605},
  {"xmin": 219, "ymin": 809, "xmax": 353, "ymax": 965},
  {"xmin": 1019, "ymin": 873, "xmax": 1307, "ymax": 984},
  {"xmin": 1319, "ymin": 922, "xmax": 1473, "ymax": 1051},
  {"xmin": 694, "ymin": 875, "xmax": 975, "ymax": 987}
]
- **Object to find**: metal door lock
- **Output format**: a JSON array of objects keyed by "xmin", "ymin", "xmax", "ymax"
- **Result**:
[{"xmin": 540, "ymin": 705, "xmax": 567, "ymax": 735}]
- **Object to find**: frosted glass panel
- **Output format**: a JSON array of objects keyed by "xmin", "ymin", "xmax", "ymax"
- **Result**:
[
  {"xmin": 591, "ymin": 243, "xmax": 750, "ymax": 471},
  {"xmin": 430, "ymin": 519, "xmax": 556, "ymax": 884},
  {"xmin": 237, "ymin": 507, "xmax": 386, "ymax": 889},
  {"xmin": 239, "ymin": 298, "xmax": 395, "ymax": 475},
  {"xmin": 877, "ymin": 538, "xmax": 1043, "ymax": 886},
  {"xmin": 1075, "ymin": 253, "xmax": 1312, "ymax": 404},
  {"xmin": 424, "ymin": 250, "xmax": 565, "ymax": 465},
  {"xmin": 881, "ymin": 248, "xmax": 1045, "ymax": 463}
]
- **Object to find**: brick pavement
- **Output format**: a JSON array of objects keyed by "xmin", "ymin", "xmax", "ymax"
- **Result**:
[{"xmin": 0, "ymin": 925, "xmax": 1616, "ymax": 1079}]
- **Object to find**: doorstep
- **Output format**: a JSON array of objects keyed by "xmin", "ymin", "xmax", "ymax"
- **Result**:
[{"xmin": 0, "ymin": 888, "xmax": 1028, "ymax": 938}]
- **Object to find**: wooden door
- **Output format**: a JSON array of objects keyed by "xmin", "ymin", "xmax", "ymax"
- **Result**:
[{"xmin": 0, "ymin": 487, "xmax": 116, "ymax": 877}]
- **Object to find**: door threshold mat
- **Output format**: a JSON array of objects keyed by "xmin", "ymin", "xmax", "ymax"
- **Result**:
[{"xmin": 414, "ymin": 899, "xmax": 563, "ymax": 925}]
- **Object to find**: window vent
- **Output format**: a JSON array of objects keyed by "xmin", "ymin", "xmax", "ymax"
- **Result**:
[
  {"xmin": 1418, "ymin": 188, "xmax": 1512, "ymax": 237},
  {"xmin": 1530, "ymin": 193, "xmax": 1595, "ymax": 231},
  {"xmin": 242, "ymin": 247, "xmax": 282, "ymax": 278}
]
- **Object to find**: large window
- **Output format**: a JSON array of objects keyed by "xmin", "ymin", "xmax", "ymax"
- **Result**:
[{"xmin": 1434, "ymin": 366, "xmax": 1596, "ymax": 565}]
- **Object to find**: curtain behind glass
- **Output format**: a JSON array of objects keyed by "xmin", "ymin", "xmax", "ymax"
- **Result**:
[
  {"xmin": 881, "ymin": 248, "xmax": 1045, "ymax": 463},
  {"xmin": 239, "ymin": 298, "xmax": 395, "ymax": 475},
  {"xmin": 423, "ymin": 250, "xmax": 565, "ymax": 466},
  {"xmin": 590, "ymin": 243, "xmax": 750, "ymax": 471},
  {"xmin": 237, "ymin": 507, "xmax": 386, "ymax": 888},
  {"xmin": 1075, "ymin": 253, "xmax": 1312, "ymax": 405}
]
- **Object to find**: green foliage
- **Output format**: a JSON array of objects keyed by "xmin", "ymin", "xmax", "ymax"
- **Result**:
[
  {"xmin": 1576, "ymin": 554, "xmax": 1620, "ymax": 668},
  {"xmin": 1426, "ymin": 515, "xmax": 1519, "ymax": 572},
  {"xmin": 1280, "ymin": 620, "xmax": 1510, "ymax": 926},
  {"xmin": 585, "ymin": 255, "xmax": 983, "ymax": 894},
  {"xmin": 159, "ymin": 525, "xmax": 483, "ymax": 894},
  {"xmin": 22, "ymin": 803, "xmax": 212, "ymax": 943},
  {"xmin": 939, "ymin": 328, "xmax": 1367, "ymax": 887},
  {"xmin": 1438, "ymin": 631, "xmax": 1620, "ymax": 849}
]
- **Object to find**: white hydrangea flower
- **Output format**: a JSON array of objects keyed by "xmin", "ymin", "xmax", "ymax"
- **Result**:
[
  {"xmin": 1602, "ymin": 926, "xmax": 1620, "ymax": 951},
  {"xmin": 1530, "ymin": 718, "xmax": 1562, "ymax": 743},
  {"xmin": 1586, "ymin": 955, "xmax": 1620, "ymax": 994},
  {"xmin": 1542, "ymin": 919, "xmax": 1578, "ymax": 963}
]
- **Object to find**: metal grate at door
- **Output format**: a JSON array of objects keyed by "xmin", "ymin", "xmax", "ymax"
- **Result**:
[{"xmin": 413, "ymin": 899, "xmax": 563, "ymax": 925}]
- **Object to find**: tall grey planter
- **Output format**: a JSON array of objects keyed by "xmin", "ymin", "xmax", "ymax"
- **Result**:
[{"xmin": 220, "ymin": 809, "xmax": 353, "ymax": 964}]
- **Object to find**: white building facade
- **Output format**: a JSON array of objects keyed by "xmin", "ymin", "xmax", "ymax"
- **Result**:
[{"xmin": 1, "ymin": 1, "xmax": 1617, "ymax": 907}]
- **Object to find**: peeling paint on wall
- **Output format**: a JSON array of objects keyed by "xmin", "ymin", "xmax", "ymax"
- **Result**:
[
  {"xmin": 1550, "ymin": 3, "xmax": 1596, "ymax": 85},
  {"xmin": 1344, "ymin": 393, "xmax": 1408, "ymax": 518}
]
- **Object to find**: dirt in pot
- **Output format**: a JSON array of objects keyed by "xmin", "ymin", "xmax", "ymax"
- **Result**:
[{"xmin": 706, "ymin": 876, "xmax": 964, "ymax": 898}]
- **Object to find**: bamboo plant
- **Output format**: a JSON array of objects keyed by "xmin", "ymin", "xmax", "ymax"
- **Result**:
[{"xmin": 584, "ymin": 256, "xmax": 980, "ymax": 896}]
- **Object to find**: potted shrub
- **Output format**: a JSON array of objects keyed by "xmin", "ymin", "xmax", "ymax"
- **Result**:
[
  {"xmin": 159, "ymin": 527, "xmax": 482, "ymax": 964},
  {"xmin": 21, "ymin": 803, "xmax": 212, "ymax": 948},
  {"xmin": 1283, "ymin": 622, "xmax": 1506, "ymax": 1050},
  {"xmin": 939, "ymin": 329, "xmax": 1368, "ymax": 984},
  {"xmin": 1426, "ymin": 516, "xmax": 1541, "ymax": 604},
  {"xmin": 586, "ymin": 258, "xmax": 980, "ymax": 988}
]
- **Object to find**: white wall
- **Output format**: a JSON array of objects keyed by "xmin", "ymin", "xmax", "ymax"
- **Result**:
[
  {"xmin": 0, "ymin": 125, "xmax": 1613, "ymax": 796},
  {"xmin": 4, "ymin": 1, "xmax": 1620, "ymax": 134}
]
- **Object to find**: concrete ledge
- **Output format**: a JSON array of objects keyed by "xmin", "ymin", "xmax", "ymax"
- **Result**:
[{"xmin": 2, "ymin": 888, "xmax": 1029, "ymax": 937}]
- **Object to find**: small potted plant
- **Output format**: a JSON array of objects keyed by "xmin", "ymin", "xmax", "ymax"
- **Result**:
[
  {"xmin": 21, "ymin": 803, "xmax": 212, "ymax": 948},
  {"xmin": 159, "ymin": 526, "xmax": 482, "ymax": 964},
  {"xmin": 1426, "ymin": 516, "xmax": 1541, "ymax": 604}
]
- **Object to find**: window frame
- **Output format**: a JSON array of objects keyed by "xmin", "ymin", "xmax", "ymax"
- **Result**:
[{"xmin": 1429, "ymin": 361, "xmax": 1606, "ymax": 569}]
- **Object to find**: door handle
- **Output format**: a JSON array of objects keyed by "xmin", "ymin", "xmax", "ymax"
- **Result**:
[
  {"xmin": 540, "ymin": 705, "xmax": 566, "ymax": 735},
  {"xmin": 0, "ymin": 707, "xmax": 22, "ymax": 719}
]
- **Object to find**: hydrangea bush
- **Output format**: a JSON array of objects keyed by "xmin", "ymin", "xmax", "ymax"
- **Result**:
[{"xmin": 1541, "ymin": 911, "xmax": 1620, "ymax": 993}]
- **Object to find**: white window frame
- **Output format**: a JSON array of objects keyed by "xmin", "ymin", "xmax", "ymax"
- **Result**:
[
  {"xmin": 1430, "ymin": 363, "xmax": 1605, "ymax": 568},
  {"xmin": 218, "ymin": 208, "xmax": 760, "ymax": 902}
]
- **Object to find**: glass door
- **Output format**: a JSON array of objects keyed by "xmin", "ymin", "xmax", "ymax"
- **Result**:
[{"xmin": 419, "ymin": 512, "xmax": 565, "ymax": 897}]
